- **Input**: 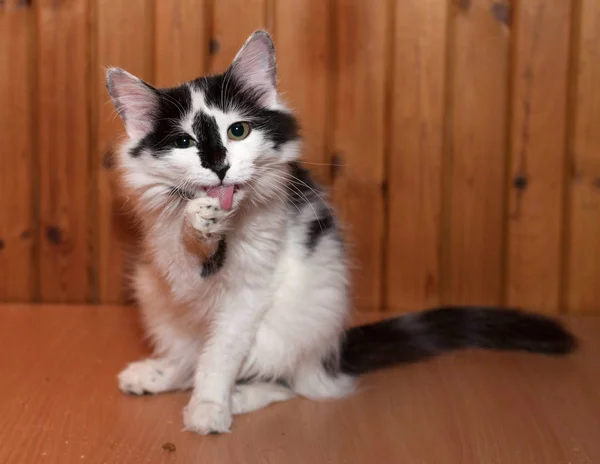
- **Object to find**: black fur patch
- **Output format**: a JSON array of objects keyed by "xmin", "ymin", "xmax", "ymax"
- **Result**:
[
  {"xmin": 236, "ymin": 374, "xmax": 290, "ymax": 388},
  {"xmin": 306, "ymin": 213, "xmax": 335, "ymax": 252},
  {"xmin": 286, "ymin": 161, "xmax": 320, "ymax": 208},
  {"xmin": 129, "ymin": 85, "xmax": 192, "ymax": 157},
  {"xmin": 192, "ymin": 112, "xmax": 228, "ymax": 175},
  {"xmin": 285, "ymin": 162, "xmax": 340, "ymax": 253},
  {"xmin": 191, "ymin": 74, "xmax": 299, "ymax": 149},
  {"xmin": 322, "ymin": 350, "xmax": 341, "ymax": 378},
  {"xmin": 200, "ymin": 238, "xmax": 227, "ymax": 278},
  {"xmin": 331, "ymin": 307, "xmax": 577, "ymax": 376}
]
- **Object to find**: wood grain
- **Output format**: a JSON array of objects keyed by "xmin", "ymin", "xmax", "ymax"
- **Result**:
[
  {"xmin": 331, "ymin": 0, "xmax": 390, "ymax": 312},
  {"xmin": 0, "ymin": 0, "xmax": 35, "ymax": 302},
  {"xmin": 0, "ymin": 303, "xmax": 599, "ymax": 463},
  {"xmin": 0, "ymin": 0, "xmax": 599, "ymax": 314},
  {"xmin": 155, "ymin": 0, "xmax": 209, "ymax": 87},
  {"xmin": 566, "ymin": 0, "xmax": 600, "ymax": 314},
  {"xmin": 443, "ymin": 0, "xmax": 510, "ymax": 306},
  {"xmin": 505, "ymin": 0, "xmax": 571, "ymax": 313},
  {"xmin": 36, "ymin": 0, "xmax": 92, "ymax": 302},
  {"xmin": 93, "ymin": 0, "xmax": 153, "ymax": 304},
  {"xmin": 385, "ymin": 0, "xmax": 447, "ymax": 312},
  {"xmin": 209, "ymin": 0, "xmax": 268, "ymax": 74},
  {"xmin": 273, "ymin": 0, "xmax": 332, "ymax": 184}
]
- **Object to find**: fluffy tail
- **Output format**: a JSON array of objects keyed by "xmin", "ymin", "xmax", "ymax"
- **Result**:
[{"xmin": 338, "ymin": 307, "xmax": 577, "ymax": 376}]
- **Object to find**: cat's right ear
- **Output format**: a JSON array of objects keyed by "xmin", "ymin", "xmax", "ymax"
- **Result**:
[{"xmin": 106, "ymin": 68, "xmax": 158, "ymax": 139}]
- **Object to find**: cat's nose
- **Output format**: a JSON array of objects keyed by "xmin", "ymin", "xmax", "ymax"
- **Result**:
[{"xmin": 214, "ymin": 164, "xmax": 230, "ymax": 181}]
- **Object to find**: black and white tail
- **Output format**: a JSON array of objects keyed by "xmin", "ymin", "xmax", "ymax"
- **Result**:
[{"xmin": 336, "ymin": 307, "xmax": 577, "ymax": 376}]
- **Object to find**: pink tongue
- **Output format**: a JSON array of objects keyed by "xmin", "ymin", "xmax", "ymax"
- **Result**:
[{"xmin": 206, "ymin": 185, "xmax": 235, "ymax": 210}]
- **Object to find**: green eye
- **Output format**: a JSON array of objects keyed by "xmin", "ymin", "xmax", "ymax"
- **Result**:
[
  {"xmin": 227, "ymin": 122, "xmax": 251, "ymax": 141},
  {"xmin": 174, "ymin": 135, "xmax": 197, "ymax": 149}
]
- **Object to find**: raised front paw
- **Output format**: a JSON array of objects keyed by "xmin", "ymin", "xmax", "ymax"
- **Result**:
[
  {"xmin": 183, "ymin": 398, "xmax": 233, "ymax": 435},
  {"xmin": 185, "ymin": 197, "xmax": 231, "ymax": 239}
]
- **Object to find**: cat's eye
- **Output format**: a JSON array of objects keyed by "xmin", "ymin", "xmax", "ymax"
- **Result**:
[
  {"xmin": 174, "ymin": 135, "xmax": 197, "ymax": 149},
  {"xmin": 227, "ymin": 122, "xmax": 251, "ymax": 141}
]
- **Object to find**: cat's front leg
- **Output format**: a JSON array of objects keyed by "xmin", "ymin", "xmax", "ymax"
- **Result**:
[
  {"xmin": 182, "ymin": 290, "xmax": 265, "ymax": 435},
  {"xmin": 118, "ymin": 270, "xmax": 201, "ymax": 396},
  {"xmin": 183, "ymin": 196, "xmax": 233, "ymax": 277}
]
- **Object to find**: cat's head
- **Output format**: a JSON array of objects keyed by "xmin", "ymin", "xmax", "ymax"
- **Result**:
[{"xmin": 106, "ymin": 30, "xmax": 300, "ymax": 212}]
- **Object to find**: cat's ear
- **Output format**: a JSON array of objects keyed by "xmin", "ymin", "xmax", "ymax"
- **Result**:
[
  {"xmin": 228, "ymin": 30, "xmax": 277, "ymax": 106},
  {"xmin": 106, "ymin": 67, "xmax": 159, "ymax": 139}
]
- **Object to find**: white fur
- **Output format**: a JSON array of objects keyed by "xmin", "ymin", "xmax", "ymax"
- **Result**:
[{"xmin": 111, "ymin": 31, "xmax": 354, "ymax": 435}]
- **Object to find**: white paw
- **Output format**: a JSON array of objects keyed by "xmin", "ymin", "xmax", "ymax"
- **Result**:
[
  {"xmin": 183, "ymin": 398, "xmax": 232, "ymax": 435},
  {"xmin": 232, "ymin": 383, "xmax": 295, "ymax": 415},
  {"xmin": 118, "ymin": 358, "xmax": 183, "ymax": 395},
  {"xmin": 185, "ymin": 197, "xmax": 231, "ymax": 239}
]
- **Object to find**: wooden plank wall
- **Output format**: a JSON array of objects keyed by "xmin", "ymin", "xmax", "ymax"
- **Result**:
[{"xmin": 0, "ymin": 0, "xmax": 598, "ymax": 314}]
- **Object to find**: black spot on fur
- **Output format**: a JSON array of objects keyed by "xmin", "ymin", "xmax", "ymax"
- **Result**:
[
  {"xmin": 286, "ymin": 161, "xmax": 320, "ymax": 208},
  {"xmin": 191, "ymin": 74, "xmax": 299, "ymax": 149},
  {"xmin": 236, "ymin": 374, "xmax": 290, "ymax": 389},
  {"xmin": 307, "ymin": 213, "xmax": 335, "ymax": 252},
  {"xmin": 192, "ymin": 113, "xmax": 228, "ymax": 176},
  {"xmin": 285, "ymin": 162, "xmax": 341, "ymax": 253},
  {"xmin": 329, "ymin": 307, "xmax": 577, "ymax": 376},
  {"xmin": 322, "ymin": 351, "xmax": 341, "ymax": 378},
  {"xmin": 200, "ymin": 238, "xmax": 227, "ymax": 278},
  {"xmin": 129, "ymin": 85, "xmax": 192, "ymax": 157}
]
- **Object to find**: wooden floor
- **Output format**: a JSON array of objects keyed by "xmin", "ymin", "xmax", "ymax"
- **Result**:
[{"xmin": 0, "ymin": 305, "xmax": 599, "ymax": 463}]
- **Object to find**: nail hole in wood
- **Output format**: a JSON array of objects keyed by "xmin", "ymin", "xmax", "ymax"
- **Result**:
[
  {"xmin": 46, "ymin": 226, "xmax": 62, "ymax": 244},
  {"xmin": 457, "ymin": 0, "xmax": 471, "ymax": 11},
  {"xmin": 513, "ymin": 174, "xmax": 528, "ymax": 191},
  {"xmin": 209, "ymin": 39, "xmax": 220, "ymax": 55},
  {"xmin": 491, "ymin": 2, "xmax": 512, "ymax": 27}
]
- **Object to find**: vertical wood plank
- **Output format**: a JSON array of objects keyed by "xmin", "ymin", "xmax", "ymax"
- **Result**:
[
  {"xmin": 566, "ymin": 0, "xmax": 600, "ymax": 313},
  {"xmin": 442, "ymin": 0, "xmax": 510, "ymax": 306},
  {"xmin": 210, "ymin": 0, "xmax": 267, "ymax": 73},
  {"xmin": 273, "ymin": 0, "xmax": 331, "ymax": 184},
  {"xmin": 331, "ymin": 0, "xmax": 390, "ymax": 312},
  {"xmin": 0, "ymin": 0, "xmax": 35, "ymax": 302},
  {"xmin": 506, "ymin": 0, "xmax": 571, "ymax": 313},
  {"xmin": 94, "ymin": 0, "xmax": 153, "ymax": 304},
  {"xmin": 36, "ymin": 0, "xmax": 92, "ymax": 302},
  {"xmin": 385, "ymin": 0, "xmax": 447, "ymax": 312},
  {"xmin": 155, "ymin": 0, "xmax": 208, "ymax": 87}
]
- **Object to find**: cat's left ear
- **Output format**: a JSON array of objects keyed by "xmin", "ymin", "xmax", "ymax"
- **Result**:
[
  {"xmin": 228, "ymin": 30, "xmax": 277, "ymax": 106},
  {"xmin": 106, "ymin": 67, "xmax": 159, "ymax": 139}
]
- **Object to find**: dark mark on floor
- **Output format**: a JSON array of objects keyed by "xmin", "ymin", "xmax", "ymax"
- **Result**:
[{"xmin": 162, "ymin": 442, "xmax": 176, "ymax": 452}]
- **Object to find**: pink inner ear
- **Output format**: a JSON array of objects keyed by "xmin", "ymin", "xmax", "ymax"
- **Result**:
[
  {"xmin": 108, "ymin": 70, "xmax": 158, "ymax": 139},
  {"xmin": 230, "ymin": 34, "xmax": 277, "ymax": 106}
]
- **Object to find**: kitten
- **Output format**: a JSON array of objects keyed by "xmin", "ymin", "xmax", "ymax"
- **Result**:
[{"xmin": 106, "ymin": 30, "xmax": 576, "ymax": 435}]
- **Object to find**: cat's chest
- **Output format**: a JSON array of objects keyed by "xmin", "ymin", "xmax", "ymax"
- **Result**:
[{"xmin": 157, "ymin": 228, "xmax": 282, "ymax": 297}]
